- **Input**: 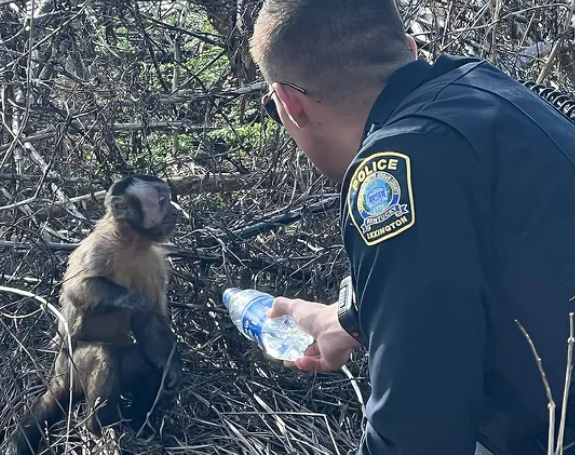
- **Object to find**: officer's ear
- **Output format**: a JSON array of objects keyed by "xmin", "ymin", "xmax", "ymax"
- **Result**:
[
  {"xmin": 273, "ymin": 82, "xmax": 310, "ymax": 129},
  {"xmin": 405, "ymin": 34, "xmax": 418, "ymax": 59}
]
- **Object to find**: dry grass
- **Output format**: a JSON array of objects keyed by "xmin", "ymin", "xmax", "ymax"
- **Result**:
[{"xmin": 0, "ymin": 0, "xmax": 574, "ymax": 453}]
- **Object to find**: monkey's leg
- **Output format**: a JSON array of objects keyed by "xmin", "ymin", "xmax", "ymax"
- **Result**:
[
  {"xmin": 131, "ymin": 312, "xmax": 183, "ymax": 393},
  {"xmin": 6, "ymin": 351, "xmax": 81, "ymax": 455},
  {"xmin": 119, "ymin": 345, "xmax": 161, "ymax": 436},
  {"xmin": 127, "ymin": 374, "xmax": 163, "ymax": 434},
  {"xmin": 82, "ymin": 345, "xmax": 122, "ymax": 437}
]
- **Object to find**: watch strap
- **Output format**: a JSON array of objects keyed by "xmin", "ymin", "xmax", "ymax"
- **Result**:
[{"xmin": 337, "ymin": 276, "xmax": 368, "ymax": 347}]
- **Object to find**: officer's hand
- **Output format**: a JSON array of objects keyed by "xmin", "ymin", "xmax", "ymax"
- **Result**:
[{"xmin": 268, "ymin": 297, "xmax": 360, "ymax": 372}]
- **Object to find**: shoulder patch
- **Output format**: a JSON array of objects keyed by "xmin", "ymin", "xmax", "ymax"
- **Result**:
[{"xmin": 346, "ymin": 151, "xmax": 415, "ymax": 246}]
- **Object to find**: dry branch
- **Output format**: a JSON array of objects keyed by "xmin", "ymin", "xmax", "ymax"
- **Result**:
[
  {"xmin": 1, "ymin": 171, "xmax": 263, "ymax": 190},
  {"xmin": 1, "ymin": 1, "xmax": 573, "ymax": 454},
  {"xmin": 75, "ymin": 172, "xmax": 264, "ymax": 200},
  {"xmin": 0, "ymin": 122, "xmax": 217, "ymax": 153},
  {"xmin": 0, "ymin": 172, "xmax": 267, "ymax": 218}
]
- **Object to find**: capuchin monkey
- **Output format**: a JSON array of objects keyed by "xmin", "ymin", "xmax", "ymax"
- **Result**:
[{"xmin": 6, "ymin": 174, "xmax": 183, "ymax": 455}]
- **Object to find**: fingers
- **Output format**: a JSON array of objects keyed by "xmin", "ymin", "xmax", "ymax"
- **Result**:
[
  {"xmin": 281, "ymin": 343, "xmax": 318, "ymax": 369},
  {"xmin": 304, "ymin": 342, "xmax": 320, "ymax": 358},
  {"xmin": 283, "ymin": 355, "xmax": 329, "ymax": 372},
  {"xmin": 268, "ymin": 297, "xmax": 324, "ymax": 336},
  {"xmin": 267, "ymin": 296, "xmax": 296, "ymax": 319},
  {"xmin": 295, "ymin": 356, "xmax": 332, "ymax": 372},
  {"xmin": 284, "ymin": 345, "xmax": 332, "ymax": 372},
  {"xmin": 285, "ymin": 344, "xmax": 352, "ymax": 373},
  {"xmin": 268, "ymin": 297, "xmax": 311, "ymax": 332}
]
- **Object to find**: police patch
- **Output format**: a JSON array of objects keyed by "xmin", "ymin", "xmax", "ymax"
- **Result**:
[{"xmin": 347, "ymin": 151, "xmax": 415, "ymax": 246}]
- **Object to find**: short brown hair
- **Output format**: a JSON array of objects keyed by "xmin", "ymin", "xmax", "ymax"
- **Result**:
[{"xmin": 249, "ymin": 0, "xmax": 412, "ymax": 103}]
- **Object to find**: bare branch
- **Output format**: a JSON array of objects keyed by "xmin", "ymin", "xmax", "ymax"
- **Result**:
[{"xmin": 516, "ymin": 319, "xmax": 556, "ymax": 455}]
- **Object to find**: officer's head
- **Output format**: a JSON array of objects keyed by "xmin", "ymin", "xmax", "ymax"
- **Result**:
[{"xmin": 249, "ymin": 0, "xmax": 417, "ymax": 182}]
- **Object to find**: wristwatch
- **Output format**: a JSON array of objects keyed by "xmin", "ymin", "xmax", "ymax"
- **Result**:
[{"xmin": 337, "ymin": 275, "xmax": 367, "ymax": 347}]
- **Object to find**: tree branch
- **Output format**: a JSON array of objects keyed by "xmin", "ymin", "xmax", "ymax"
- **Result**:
[{"xmin": 0, "ymin": 122, "xmax": 217, "ymax": 152}]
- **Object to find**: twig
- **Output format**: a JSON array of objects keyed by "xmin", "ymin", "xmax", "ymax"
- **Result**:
[
  {"xmin": 141, "ymin": 14, "xmax": 224, "ymax": 47},
  {"xmin": 489, "ymin": 0, "xmax": 503, "ymax": 64},
  {"xmin": 0, "ymin": 122, "xmax": 217, "ymax": 152},
  {"xmin": 341, "ymin": 365, "xmax": 366, "ymax": 418},
  {"xmin": 556, "ymin": 312, "xmax": 574, "ymax": 455},
  {"xmin": 537, "ymin": 0, "xmax": 575, "ymax": 83},
  {"xmin": 516, "ymin": 319, "xmax": 556, "ymax": 455},
  {"xmin": 201, "ymin": 195, "xmax": 340, "ymax": 247},
  {"xmin": 0, "ymin": 285, "xmax": 74, "ymax": 453}
]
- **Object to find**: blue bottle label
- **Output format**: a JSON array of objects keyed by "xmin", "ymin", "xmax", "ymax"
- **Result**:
[{"xmin": 240, "ymin": 294, "xmax": 273, "ymax": 346}]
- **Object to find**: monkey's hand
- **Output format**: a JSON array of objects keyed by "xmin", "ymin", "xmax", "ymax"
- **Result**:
[
  {"xmin": 92, "ymin": 286, "xmax": 147, "ymax": 315},
  {"xmin": 118, "ymin": 288, "xmax": 147, "ymax": 309},
  {"xmin": 164, "ymin": 344, "xmax": 183, "ymax": 395}
]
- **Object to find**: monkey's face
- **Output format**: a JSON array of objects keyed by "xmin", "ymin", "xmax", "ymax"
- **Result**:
[{"xmin": 106, "ymin": 176, "xmax": 179, "ymax": 242}]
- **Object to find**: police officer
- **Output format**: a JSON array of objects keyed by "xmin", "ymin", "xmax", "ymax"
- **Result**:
[{"xmin": 248, "ymin": 1, "xmax": 575, "ymax": 455}]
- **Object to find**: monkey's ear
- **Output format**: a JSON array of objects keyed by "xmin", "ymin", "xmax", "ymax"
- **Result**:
[{"xmin": 109, "ymin": 195, "xmax": 129, "ymax": 219}]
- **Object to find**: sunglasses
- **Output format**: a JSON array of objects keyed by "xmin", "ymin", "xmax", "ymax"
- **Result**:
[{"xmin": 261, "ymin": 81, "xmax": 307, "ymax": 125}]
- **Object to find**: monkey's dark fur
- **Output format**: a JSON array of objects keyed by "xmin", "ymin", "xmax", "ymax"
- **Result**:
[{"xmin": 6, "ymin": 175, "xmax": 183, "ymax": 455}]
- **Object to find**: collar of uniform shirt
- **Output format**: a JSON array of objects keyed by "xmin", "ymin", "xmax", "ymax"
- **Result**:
[{"xmin": 362, "ymin": 57, "xmax": 433, "ymax": 138}]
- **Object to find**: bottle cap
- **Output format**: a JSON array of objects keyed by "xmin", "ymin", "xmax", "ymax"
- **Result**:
[{"xmin": 222, "ymin": 287, "xmax": 241, "ymax": 308}]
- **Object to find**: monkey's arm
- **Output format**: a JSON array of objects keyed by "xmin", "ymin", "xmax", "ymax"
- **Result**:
[
  {"xmin": 61, "ymin": 276, "xmax": 150, "ymax": 346},
  {"xmin": 65, "ymin": 276, "xmax": 147, "ymax": 314}
]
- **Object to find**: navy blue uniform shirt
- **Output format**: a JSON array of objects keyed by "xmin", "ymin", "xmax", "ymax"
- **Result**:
[{"xmin": 340, "ymin": 54, "xmax": 575, "ymax": 455}]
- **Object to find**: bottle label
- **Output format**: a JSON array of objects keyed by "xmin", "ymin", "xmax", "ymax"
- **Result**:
[{"xmin": 240, "ymin": 294, "xmax": 273, "ymax": 346}]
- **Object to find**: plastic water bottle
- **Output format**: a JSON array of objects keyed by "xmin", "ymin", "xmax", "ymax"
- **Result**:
[{"xmin": 222, "ymin": 287, "xmax": 314, "ymax": 361}]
